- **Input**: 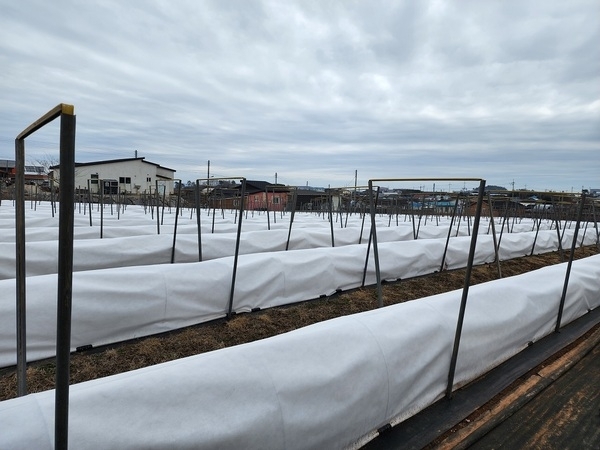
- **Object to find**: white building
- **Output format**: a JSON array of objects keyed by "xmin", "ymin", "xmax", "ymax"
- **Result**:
[{"xmin": 49, "ymin": 157, "xmax": 176, "ymax": 195}]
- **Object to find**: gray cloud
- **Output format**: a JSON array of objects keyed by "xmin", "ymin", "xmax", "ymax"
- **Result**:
[{"xmin": 1, "ymin": 0, "xmax": 598, "ymax": 191}]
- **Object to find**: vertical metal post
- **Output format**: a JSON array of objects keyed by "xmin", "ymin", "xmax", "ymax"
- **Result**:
[
  {"xmin": 555, "ymin": 193, "xmax": 586, "ymax": 332},
  {"xmin": 362, "ymin": 187, "xmax": 380, "ymax": 287},
  {"xmin": 439, "ymin": 195, "xmax": 460, "ymax": 272},
  {"xmin": 368, "ymin": 181, "xmax": 384, "ymax": 308},
  {"xmin": 328, "ymin": 190, "xmax": 335, "ymax": 247},
  {"xmin": 446, "ymin": 179, "xmax": 486, "ymax": 398},
  {"xmin": 55, "ymin": 111, "xmax": 76, "ymax": 450},
  {"xmin": 195, "ymin": 180, "xmax": 202, "ymax": 261},
  {"xmin": 227, "ymin": 179, "xmax": 246, "ymax": 318},
  {"xmin": 285, "ymin": 189, "xmax": 297, "ymax": 251},
  {"xmin": 155, "ymin": 181, "xmax": 160, "ymax": 235},
  {"xmin": 15, "ymin": 103, "xmax": 75, "ymax": 404},
  {"xmin": 358, "ymin": 202, "xmax": 367, "ymax": 245},
  {"xmin": 171, "ymin": 181, "xmax": 182, "ymax": 263},
  {"xmin": 100, "ymin": 181, "xmax": 104, "ymax": 239},
  {"xmin": 529, "ymin": 209, "xmax": 542, "ymax": 256},
  {"xmin": 266, "ymin": 188, "xmax": 271, "ymax": 231},
  {"xmin": 591, "ymin": 200, "xmax": 599, "ymax": 251},
  {"xmin": 87, "ymin": 179, "xmax": 93, "ymax": 226},
  {"xmin": 15, "ymin": 138, "xmax": 27, "ymax": 397},
  {"xmin": 551, "ymin": 197, "xmax": 565, "ymax": 262},
  {"xmin": 487, "ymin": 193, "xmax": 502, "ymax": 278},
  {"xmin": 161, "ymin": 184, "xmax": 166, "ymax": 226}
]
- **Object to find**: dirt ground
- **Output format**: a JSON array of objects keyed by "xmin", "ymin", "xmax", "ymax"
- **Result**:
[{"xmin": 1, "ymin": 245, "xmax": 598, "ymax": 402}]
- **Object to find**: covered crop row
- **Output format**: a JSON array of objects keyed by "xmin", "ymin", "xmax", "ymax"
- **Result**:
[{"xmin": 1, "ymin": 255, "xmax": 598, "ymax": 449}]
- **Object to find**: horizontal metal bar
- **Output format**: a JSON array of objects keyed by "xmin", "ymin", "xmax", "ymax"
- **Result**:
[
  {"xmin": 196, "ymin": 176, "xmax": 246, "ymax": 182},
  {"xmin": 16, "ymin": 104, "xmax": 74, "ymax": 140},
  {"xmin": 368, "ymin": 177, "xmax": 484, "ymax": 183}
]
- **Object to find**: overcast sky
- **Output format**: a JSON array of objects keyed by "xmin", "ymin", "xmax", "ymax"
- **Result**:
[{"xmin": 1, "ymin": 0, "xmax": 599, "ymax": 191}]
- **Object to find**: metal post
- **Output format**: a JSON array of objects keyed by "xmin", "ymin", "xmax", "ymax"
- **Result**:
[
  {"xmin": 358, "ymin": 202, "xmax": 367, "ymax": 245},
  {"xmin": 227, "ymin": 179, "xmax": 246, "ymax": 318},
  {"xmin": 529, "ymin": 209, "xmax": 542, "ymax": 256},
  {"xmin": 591, "ymin": 200, "xmax": 600, "ymax": 251},
  {"xmin": 551, "ymin": 197, "xmax": 565, "ymax": 262},
  {"xmin": 328, "ymin": 190, "xmax": 335, "ymax": 247},
  {"xmin": 171, "ymin": 181, "xmax": 182, "ymax": 263},
  {"xmin": 195, "ymin": 180, "xmax": 202, "ymax": 261},
  {"xmin": 487, "ymin": 193, "xmax": 502, "ymax": 278},
  {"xmin": 439, "ymin": 195, "xmax": 460, "ymax": 272},
  {"xmin": 55, "ymin": 111, "xmax": 76, "ymax": 450},
  {"xmin": 362, "ymin": 187, "xmax": 380, "ymax": 288},
  {"xmin": 161, "ymin": 184, "xmax": 166, "ymax": 226},
  {"xmin": 15, "ymin": 138, "xmax": 26, "ymax": 397},
  {"xmin": 100, "ymin": 181, "xmax": 104, "ymax": 239},
  {"xmin": 285, "ymin": 188, "xmax": 297, "ymax": 251},
  {"xmin": 266, "ymin": 188, "xmax": 271, "ymax": 231},
  {"xmin": 155, "ymin": 181, "xmax": 160, "ymax": 235},
  {"xmin": 87, "ymin": 179, "xmax": 93, "ymax": 226},
  {"xmin": 368, "ymin": 181, "xmax": 384, "ymax": 308},
  {"xmin": 555, "ymin": 193, "xmax": 587, "ymax": 332},
  {"xmin": 446, "ymin": 179, "xmax": 486, "ymax": 398},
  {"xmin": 14, "ymin": 104, "xmax": 76, "ymax": 401}
]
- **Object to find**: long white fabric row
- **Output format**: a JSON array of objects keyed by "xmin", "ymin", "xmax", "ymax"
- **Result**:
[
  {"xmin": 0, "ymin": 228, "xmax": 595, "ymax": 368},
  {"xmin": 0, "ymin": 255, "xmax": 598, "ymax": 449},
  {"xmin": 0, "ymin": 202, "xmax": 561, "ymax": 241},
  {"xmin": 0, "ymin": 218, "xmax": 591, "ymax": 280}
]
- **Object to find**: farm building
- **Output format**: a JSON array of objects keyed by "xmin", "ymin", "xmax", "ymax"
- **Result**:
[
  {"xmin": 49, "ymin": 157, "xmax": 176, "ymax": 195},
  {"xmin": 243, "ymin": 180, "xmax": 289, "ymax": 211},
  {"xmin": 0, "ymin": 159, "xmax": 46, "ymax": 184},
  {"xmin": 182, "ymin": 180, "xmax": 290, "ymax": 211}
]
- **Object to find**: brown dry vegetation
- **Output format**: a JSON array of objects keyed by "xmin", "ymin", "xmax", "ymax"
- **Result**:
[{"xmin": 1, "ymin": 245, "xmax": 598, "ymax": 402}]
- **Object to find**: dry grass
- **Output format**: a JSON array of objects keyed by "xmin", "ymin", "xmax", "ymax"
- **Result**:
[{"xmin": 1, "ymin": 245, "xmax": 597, "ymax": 402}]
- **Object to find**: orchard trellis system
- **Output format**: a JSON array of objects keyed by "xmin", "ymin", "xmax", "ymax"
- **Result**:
[{"xmin": 9, "ymin": 106, "xmax": 599, "ymax": 448}]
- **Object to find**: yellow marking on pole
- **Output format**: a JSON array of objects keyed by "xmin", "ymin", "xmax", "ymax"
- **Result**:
[{"xmin": 60, "ymin": 103, "xmax": 74, "ymax": 115}]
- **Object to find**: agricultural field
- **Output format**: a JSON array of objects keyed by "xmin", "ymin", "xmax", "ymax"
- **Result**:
[{"xmin": 0, "ymin": 201, "xmax": 598, "ymax": 449}]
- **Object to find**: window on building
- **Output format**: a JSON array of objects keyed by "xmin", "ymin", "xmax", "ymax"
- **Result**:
[
  {"xmin": 90, "ymin": 173, "xmax": 99, "ymax": 185},
  {"xmin": 119, "ymin": 177, "xmax": 132, "ymax": 184},
  {"xmin": 146, "ymin": 177, "xmax": 151, "ymax": 183},
  {"xmin": 273, "ymin": 197, "xmax": 280, "ymax": 204}
]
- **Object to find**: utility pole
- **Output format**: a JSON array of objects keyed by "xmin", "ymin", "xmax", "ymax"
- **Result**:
[{"xmin": 207, "ymin": 160, "xmax": 210, "ymax": 186}]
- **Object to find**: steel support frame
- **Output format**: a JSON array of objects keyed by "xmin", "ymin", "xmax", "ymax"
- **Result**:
[{"xmin": 15, "ymin": 103, "xmax": 76, "ymax": 450}]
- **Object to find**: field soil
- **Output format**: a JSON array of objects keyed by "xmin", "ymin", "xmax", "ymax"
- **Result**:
[{"xmin": 1, "ymin": 245, "xmax": 598, "ymax": 402}]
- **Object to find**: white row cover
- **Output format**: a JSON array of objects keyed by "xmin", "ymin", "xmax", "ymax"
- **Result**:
[
  {"xmin": 0, "ymin": 226, "xmax": 595, "ymax": 368},
  {"xmin": 0, "ymin": 202, "xmax": 560, "ymax": 242},
  {"xmin": 1, "ymin": 255, "xmax": 598, "ymax": 449},
  {"xmin": 0, "ymin": 223, "xmax": 467, "ymax": 280},
  {"xmin": 0, "ymin": 213, "xmax": 581, "ymax": 280}
]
